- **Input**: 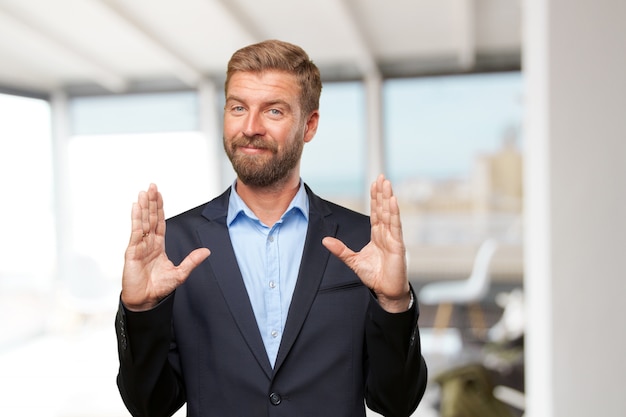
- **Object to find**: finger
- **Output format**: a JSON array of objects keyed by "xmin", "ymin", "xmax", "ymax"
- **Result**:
[
  {"xmin": 147, "ymin": 183, "xmax": 159, "ymax": 235},
  {"xmin": 370, "ymin": 175, "xmax": 384, "ymax": 225},
  {"xmin": 380, "ymin": 177, "xmax": 392, "ymax": 226},
  {"xmin": 138, "ymin": 189, "xmax": 150, "ymax": 236},
  {"xmin": 389, "ymin": 194, "xmax": 404, "ymax": 241},
  {"xmin": 176, "ymin": 247, "xmax": 211, "ymax": 279},
  {"xmin": 129, "ymin": 202, "xmax": 144, "ymax": 245},
  {"xmin": 155, "ymin": 187, "xmax": 166, "ymax": 237},
  {"xmin": 369, "ymin": 180, "xmax": 378, "ymax": 225},
  {"xmin": 322, "ymin": 237, "xmax": 355, "ymax": 264},
  {"xmin": 383, "ymin": 178, "xmax": 405, "ymax": 239}
]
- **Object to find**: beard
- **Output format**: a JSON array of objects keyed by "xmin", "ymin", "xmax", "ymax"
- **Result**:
[{"xmin": 224, "ymin": 133, "xmax": 304, "ymax": 188}]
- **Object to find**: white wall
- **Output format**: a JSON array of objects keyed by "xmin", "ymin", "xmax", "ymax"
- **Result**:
[{"xmin": 524, "ymin": 1, "xmax": 626, "ymax": 416}]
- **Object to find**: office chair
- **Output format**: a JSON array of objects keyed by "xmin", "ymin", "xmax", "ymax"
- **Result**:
[{"xmin": 418, "ymin": 238, "xmax": 499, "ymax": 337}]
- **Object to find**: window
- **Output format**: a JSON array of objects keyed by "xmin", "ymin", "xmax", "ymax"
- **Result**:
[
  {"xmin": 301, "ymin": 81, "xmax": 366, "ymax": 212},
  {"xmin": 0, "ymin": 93, "xmax": 54, "ymax": 346},
  {"xmin": 67, "ymin": 92, "xmax": 219, "ymax": 283},
  {"xmin": 384, "ymin": 72, "xmax": 524, "ymax": 279}
]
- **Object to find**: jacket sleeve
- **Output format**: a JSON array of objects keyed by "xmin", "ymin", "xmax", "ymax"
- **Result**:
[
  {"xmin": 115, "ymin": 294, "xmax": 185, "ymax": 417},
  {"xmin": 364, "ymin": 286, "xmax": 428, "ymax": 417}
]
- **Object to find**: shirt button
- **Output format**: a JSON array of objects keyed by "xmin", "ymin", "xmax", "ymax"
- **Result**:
[
  {"xmin": 268, "ymin": 235, "xmax": 274, "ymax": 242},
  {"xmin": 269, "ymin": 280, "xmax": 276, "ymax": 289},
  {"xmin": 271, "ymin": 330, "xmax": 279, "ymax": 338},
  {"xmin": 269, "ymin": 392, "xmax": 282, "ymax": 405}
]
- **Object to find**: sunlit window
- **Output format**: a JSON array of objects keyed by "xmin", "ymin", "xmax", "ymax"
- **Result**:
[
  {"xmin": 384, "ymin": 72, "xmax": 523, "ymax": 182},
  {"xmin": 66, "ymin": 92, "xmax": 219, "ymax": 284},
  {"xmin": 0, "ymin": 93, "xmax": 54, "ymax": 347},
  {"xmin": 383, "ymin": 72, "xmax": 524, "ymax": 280},
  {"xmin": 301, "ymin": 81, "xmax": 366, "ymax": 212}
]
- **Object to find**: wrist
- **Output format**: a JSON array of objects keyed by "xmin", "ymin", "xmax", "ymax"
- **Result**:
[
  {"xmin": 121, "ymin": 293, "xmax": 159, "ymax": 312},
  {"xmin": 377, "ymin": 289, "xmax": 413, "ymax": 313}
]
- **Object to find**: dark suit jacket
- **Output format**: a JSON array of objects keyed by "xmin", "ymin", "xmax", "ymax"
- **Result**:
[{"xmin": 116, "ymin": 185, "xmax": 427, "ymax": 417}]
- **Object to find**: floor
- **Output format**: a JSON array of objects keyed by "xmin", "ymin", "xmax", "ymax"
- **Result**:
[{"xmin": 409, "ymin": 283, "xmax": 526, "ymax": 417}]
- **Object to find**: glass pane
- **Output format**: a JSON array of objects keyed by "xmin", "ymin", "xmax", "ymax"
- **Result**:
[
  {"xmin": 70, "ymin": 91, "xmax": 198, "ymax": 135},
  {"xmin": 384, "ymin": 72, "xmax": 524, "ymax": 278},
  {"xmin": 301, "ymin": 81, "xmax": 366, "ymax": 212},
  {"xmin": 67, "ymin": 131, "xmax": 217, "ymax": 283},
  {"xmin": 385, "ymin": 72, "xmax": 523, "ymax": 182},
  {"xmin": 0, "ymin": 92, "xmax": 213, "ymax": 417},
  {"xmin": 0, "ymin": 93, "xmax": 54, "ymax": 347}
]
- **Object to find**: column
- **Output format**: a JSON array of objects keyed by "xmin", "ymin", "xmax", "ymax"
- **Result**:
[{"xmin": 523, "ymin": 1, "xmax": 626, "ymax": 415}]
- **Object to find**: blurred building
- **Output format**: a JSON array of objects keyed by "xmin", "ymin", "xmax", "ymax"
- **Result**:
[
  {"xmin": 396, "ymin": 129, "xmax": 524, "ymax": 283},
  {"xmin": 472, "ymin": 127, "xmax": 523, "ymax": 213}
]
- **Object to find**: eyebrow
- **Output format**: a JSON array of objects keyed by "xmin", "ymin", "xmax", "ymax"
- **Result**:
[{"xmin": 226, "ymin": 95, "xmax": 292, "ymax": 110}]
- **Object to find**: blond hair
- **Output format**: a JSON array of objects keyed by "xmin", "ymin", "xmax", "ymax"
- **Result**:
[{"xmin": 225, "ymin": 40, "xmax": 322, "ymax": 116}]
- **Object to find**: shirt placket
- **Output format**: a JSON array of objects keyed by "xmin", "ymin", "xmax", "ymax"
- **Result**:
[{"xmin": 265, "ymin": 224, "xmax": 282, "ymax": 366}]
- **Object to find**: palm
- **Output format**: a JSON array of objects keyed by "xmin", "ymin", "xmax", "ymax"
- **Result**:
[
  {"xmin": 322, "ymin": 175, "xmax": 410, "ymax": 312},
  {"xmin": 121, "ymin": 184, "xmax": 210, "ymax": 311}
]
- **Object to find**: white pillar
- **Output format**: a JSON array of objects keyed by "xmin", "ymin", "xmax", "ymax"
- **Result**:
[
  {"xmin": 524, "ymin": 1, "xmax": 626, "ymax": 416},
  {"xmin": 50, "ymin": 90, "xmax": 73, "ymax": 283},
  {"xmin": 198, "ymin": 78, "xmax": 224, "ymax": 197},
  {"xmin": 364, "ymin": 71, "xmax": 385, "ymax": 210}
]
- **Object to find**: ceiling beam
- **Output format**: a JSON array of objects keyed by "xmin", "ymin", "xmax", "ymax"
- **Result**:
[
  {"xmin": 458, "ymin": 0, "xmax": 477, "ymax": 69},
  {"xmin": 0, "ymin": 3, "xmax": 127, "ymax": 93},
  {"xmin": 96, "ymin": 0, "xmax": 206, "ymax": 88},
  {"xmin": 336, "ymin": 0, "xmax": 380, "ymax": 78},
  {"xmin": 211, "ymin": 0, "xmax": 266, "ymax": 41}
]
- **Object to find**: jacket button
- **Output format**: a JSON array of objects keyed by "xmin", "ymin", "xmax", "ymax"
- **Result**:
[{"xmin": 269, "ymin": 392, "xmax": 282, "ymax": 405}]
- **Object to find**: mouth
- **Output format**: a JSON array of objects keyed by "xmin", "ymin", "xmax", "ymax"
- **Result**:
[
  {"xmin": 242, "ymin": 142, "xmax": 266, "ymax": 149},
  {"xmin": 233, "ymin": 137, "xmax": 276, "ymax": 154},
  {"xmin": 237, "ymin": 144, "xmax": 269, "ymax": 156}
]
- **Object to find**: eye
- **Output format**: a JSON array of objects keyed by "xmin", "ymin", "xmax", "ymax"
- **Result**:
[
  {"xmin": 233, "ymin": 105, "xmax": 245, "ymax": 113},
  {"xmin": 268, "ymin": 108, "xmax": 283, "ymax": 117}
]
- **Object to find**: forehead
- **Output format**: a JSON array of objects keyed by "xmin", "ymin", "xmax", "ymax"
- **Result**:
[{"xmin": 226, "ymin": 70, "xmax": 301, "ymax": 103}]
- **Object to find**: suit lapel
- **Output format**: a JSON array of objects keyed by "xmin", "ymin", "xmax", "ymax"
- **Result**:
[
  {"xmin": 198, "ymin": 191, "xmax": 273, "ymax": 378},
  {"xmin": 196, "ymin": 186, "xmax": 339, "ymax": 377},
  {"xmin": 273, "ymin": 188, "xmax": 337, "ymax": 372}
]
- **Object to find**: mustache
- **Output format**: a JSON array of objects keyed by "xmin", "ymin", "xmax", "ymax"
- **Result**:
[{"xmin": 231, "ymin": 136, "xmax": 278, "ymax": 152}]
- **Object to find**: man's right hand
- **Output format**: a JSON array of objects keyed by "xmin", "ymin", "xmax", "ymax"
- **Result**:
[{"xmin": 121, "ymin": 184, "xmax": 211, "ymax": 311}]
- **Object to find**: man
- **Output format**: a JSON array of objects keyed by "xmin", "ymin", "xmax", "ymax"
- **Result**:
[{"xmin": 116, "ymin": 39, "xmax": 427, "ymax": 417}]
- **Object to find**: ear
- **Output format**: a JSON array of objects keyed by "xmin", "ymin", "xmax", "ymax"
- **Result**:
[{"xmin": 303, "ymin": 110, "xmax": 320, "ymax": 143}]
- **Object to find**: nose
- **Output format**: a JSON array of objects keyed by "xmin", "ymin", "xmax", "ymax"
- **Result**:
[{"xmin": 242, "ymin": 111, "xmax": 266, "ymax": 137}]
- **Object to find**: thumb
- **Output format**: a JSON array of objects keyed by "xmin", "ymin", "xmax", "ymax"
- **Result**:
[
  {"xmin": 177, "ymin": 247, "xmax": 211, "ymax": 278},
  {"xmin": 322, "ymin": 237, "xmax": 354, "ymax": 262}
]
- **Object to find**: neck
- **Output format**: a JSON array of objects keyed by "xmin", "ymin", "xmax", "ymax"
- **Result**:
[{"xmin": 235, "ymin": 176, "xmax": 301, "ymax": 226}]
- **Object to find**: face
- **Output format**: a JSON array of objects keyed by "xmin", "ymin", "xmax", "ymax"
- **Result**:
[{"xmin": 223, "ymin": 70, "xmax": 318, "ymax": 188}]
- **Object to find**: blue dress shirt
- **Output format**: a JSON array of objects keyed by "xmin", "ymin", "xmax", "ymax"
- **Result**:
[{"xmin": 227, "ymin": 181, "xmax": 309, "ymax": 367}]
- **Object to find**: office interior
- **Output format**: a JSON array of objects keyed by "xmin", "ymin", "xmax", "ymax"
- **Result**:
[{"xmin": 0, "ymin": 1, "xmax": 624, "ymax": 416}]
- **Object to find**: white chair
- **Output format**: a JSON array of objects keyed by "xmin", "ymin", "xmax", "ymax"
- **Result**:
[{"xmin": 418, "ymin": 239, "xmax": 499, "ymax": 337}]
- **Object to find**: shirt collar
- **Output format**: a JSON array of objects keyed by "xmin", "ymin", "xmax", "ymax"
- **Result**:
[{"xmin": 227, "ymin": 179, "xmax": 309, "ymax": 227}]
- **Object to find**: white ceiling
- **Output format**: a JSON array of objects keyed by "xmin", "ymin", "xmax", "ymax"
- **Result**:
[{"xmin": 0, "ymin": 0, "xmax": 521, "ymax": 97}]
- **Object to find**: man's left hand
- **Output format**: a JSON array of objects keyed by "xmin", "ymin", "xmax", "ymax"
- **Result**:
[{"xmin": 322, "ymin": 174, "xmax": 411, "ymax": 313}]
